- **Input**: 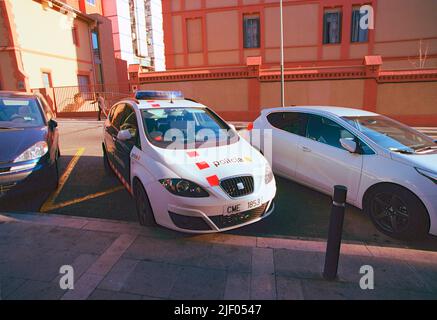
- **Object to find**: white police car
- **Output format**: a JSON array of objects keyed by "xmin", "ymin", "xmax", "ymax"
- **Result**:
[{"xmin": 102, "ymin": 91, "xmax": 276, "ymax": 233}]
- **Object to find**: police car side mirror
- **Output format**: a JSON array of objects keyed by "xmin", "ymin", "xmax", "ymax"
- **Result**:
[
  {"xmin": 340, "ymin": 138, "xmax": 357, "ymax": 153},
  {"xmin": 117, "ymin": 129, "xmax": 133, "ymax": 141}
]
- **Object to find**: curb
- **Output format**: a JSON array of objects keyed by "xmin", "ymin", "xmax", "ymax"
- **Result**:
[{"xmin": 2, "ymin": 211, "xmax": 437, "ymax": 266}]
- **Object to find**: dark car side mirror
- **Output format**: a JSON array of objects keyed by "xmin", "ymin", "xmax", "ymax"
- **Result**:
[{"xmin": 48, "ymin": 119, "xmax": 58, "ymax": 131}]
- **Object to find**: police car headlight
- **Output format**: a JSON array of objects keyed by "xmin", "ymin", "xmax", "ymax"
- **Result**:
[
  {"xmin": 159, "ymin": 179, "xmax": 209, "ymax": 198},
  {"xmin": 265, "ymin": 165, "xmax": 274, "ymax": 184},
  {"xmin": 13, "ymin": 141, "xmax": 48, "ymax": 163}
]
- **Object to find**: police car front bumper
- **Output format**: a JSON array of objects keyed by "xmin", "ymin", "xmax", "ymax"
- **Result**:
[{"xmin": 146, "ymin": 179, "xmax": 276, "ymax": 233}]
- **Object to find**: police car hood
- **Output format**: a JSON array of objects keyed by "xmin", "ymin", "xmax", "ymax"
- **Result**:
[{"xmin": 153, "ymin": 139, "xmax": 267, "ymax": 188}]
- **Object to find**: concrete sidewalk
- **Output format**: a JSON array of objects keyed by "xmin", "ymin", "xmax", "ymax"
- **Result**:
[{"xmin": 1, "ymin": 212, "xmax": 436, "ymax": 300}]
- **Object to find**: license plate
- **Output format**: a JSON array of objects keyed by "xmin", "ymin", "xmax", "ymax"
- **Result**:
[{"xmin": 223, "ymin": 198, "xmax": 262, "ymax": 216}]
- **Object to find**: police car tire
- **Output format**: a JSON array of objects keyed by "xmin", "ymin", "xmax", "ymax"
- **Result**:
[{"xmin": 134, "ymin": 180, "xmax": 157, "ymax": 227}]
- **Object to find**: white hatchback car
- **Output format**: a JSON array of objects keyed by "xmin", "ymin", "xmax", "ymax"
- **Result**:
[
  {"xmin": 102, "ymin": 91, "xmax": 276, "ymax": 233},
  {"xmin": 249, "ymin": 106, "xmax": 437, "ymax": 240}
]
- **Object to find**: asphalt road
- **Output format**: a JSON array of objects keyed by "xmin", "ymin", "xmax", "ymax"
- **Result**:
[{"xmin": 2, "ymin": 119, "xmax": 437, "ymax": 251}]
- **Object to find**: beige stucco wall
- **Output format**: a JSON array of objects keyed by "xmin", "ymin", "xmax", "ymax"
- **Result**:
[
  {"xmin": 139, "ymin": 79, "xmax": 249, "ymax": 112},
  {"xmin": 10, "ymin": 0, "xmax": 94, "ymax": 89},
  {"xmin": 375, "ymin": 0, "xmax": 437, "ymax": 69},
  {"xmin": 264, "ymin": 4, "xmax": 319, "ymax": 48},
  {"xmin": 382, "ymin": 58, "xmax": 437, "ymax": 70},
  {"xmin": 261, "ymin": 80, "xmax": 365, "ymax": 109},
  {"xmin": 377, "ymin": 82, "xmax": 437, "ymax": 116},
  {"xmin": 137, "ymin": 76, "xmax": 436, "ymax": 124},
  {"xmin": 206, "ymin": 11, "xmax": 239, "ymax": 51},
  {"xmin": 376, "ymin": 0, "xmax": 437, "ymax": 42}
]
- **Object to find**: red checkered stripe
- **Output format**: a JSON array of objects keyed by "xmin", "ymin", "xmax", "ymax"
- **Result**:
[
  {"xmin": 187, "ymin": 151, "xmax": 220, "ymax": 187},
  {"xmin": 146, "ymin": 100, "xmax": 161, "ymax": 108},
  {"xmin": 108, "ymin": 159, "xmax": 133, "ymax": 195}
]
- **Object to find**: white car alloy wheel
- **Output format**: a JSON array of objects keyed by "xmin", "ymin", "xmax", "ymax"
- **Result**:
[{"xmin": 365, "ymin": 184, "xmax": 430, "ymax": 240}]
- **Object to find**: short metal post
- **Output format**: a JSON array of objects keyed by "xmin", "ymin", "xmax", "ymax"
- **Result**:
[{"xmin": 323, "ymin": 185, "xmax": 348, "ymax": 280}]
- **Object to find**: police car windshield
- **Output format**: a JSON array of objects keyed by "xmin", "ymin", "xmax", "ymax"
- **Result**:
[
  {"xmin": 141, "ymin": 107, "xmax": 239, "ymax": 149},
  {"xmin": 0, "ymin": 97, "xmax": 45, "ymax": 128}
]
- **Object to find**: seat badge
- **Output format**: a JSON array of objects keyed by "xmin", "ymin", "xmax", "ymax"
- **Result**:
[{"xmin": 237, "ymin": 182, "xmax": 245, "ymax": 190}]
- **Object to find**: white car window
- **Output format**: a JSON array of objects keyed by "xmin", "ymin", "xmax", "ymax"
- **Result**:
[{"xmin": 267, "ymin": 112, "xmax": 307, "ymax": 136}]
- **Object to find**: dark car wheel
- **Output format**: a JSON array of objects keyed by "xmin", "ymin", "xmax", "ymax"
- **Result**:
[
  {"xmin": 364, "ymin": 184, "xmax": 430, "ymax": 240},
  {"xmin": 102, "ymin": 144, "xmax": 113, "ymax": 175},
  {"xmin": 134, "ymin": 180, "xmax": 157, "ymax": 227}
]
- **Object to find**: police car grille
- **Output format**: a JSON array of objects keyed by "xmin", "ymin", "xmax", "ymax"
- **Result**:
[
  {"xmin": 210, "ymin": 203, "xmax": 268, "ymax": 229},
  {"xmin": 220, "ymin": 176, "xmax": 254, "ymax": 198}
]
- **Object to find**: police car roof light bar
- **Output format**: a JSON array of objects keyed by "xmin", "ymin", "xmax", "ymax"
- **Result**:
[{"xmin": 135, "ymin": 90, "xmax": 184, "ymax": 101}]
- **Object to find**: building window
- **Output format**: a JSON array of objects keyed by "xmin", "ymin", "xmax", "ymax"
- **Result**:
[
  {"xmin": 243, "ymin": 14, "xmax": 260, "ymax": 49},
  {"xmin": 42, "ymin": 72, "xmax": 52, "ymax": 88},
  {"xmin": 186, "ymin": 18, "xmax": 203, "ymax": 53},
  {"xmin": 77, "ymin": 75, "xmax": 90, "ymax": 92},
  {"xmin": 91, "ymin": 30, "xmax": 104, "ymax": 84},
  {"xmin": 323, "ymin": 8, "xmax": 342, "ymax": 44},
  {"xmin": 351, "ymin": 7, "xmax": 369, "ymax": 43},
  {"xmin": 72, "ymin": 26, "xmax": 79, "ymax": 46},
  {"xmin": 86, "ymin": 0, "xmax": 96, "ymax": 5}
]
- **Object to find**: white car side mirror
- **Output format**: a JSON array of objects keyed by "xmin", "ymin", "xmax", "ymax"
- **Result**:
[
  {"xmin": 228, "ymin": 124, "xmax": 236, "ymax": 132},
  {"xmin": 117, "ymin": 129, "xmax": 133, "ymax": 141},
  {"xmin": 340, "ymin": 138, "xmax": 357, "ymax": 153}
]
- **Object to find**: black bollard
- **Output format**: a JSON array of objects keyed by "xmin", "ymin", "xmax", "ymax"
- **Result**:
[{"xmin": 323, "ymin": 185, "xmax": 348, "ymax": 280}]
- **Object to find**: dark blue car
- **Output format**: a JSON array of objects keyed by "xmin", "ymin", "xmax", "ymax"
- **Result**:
[{"xmin": 0, "ymin": 91, "xmax": 60, "ymax": 203}]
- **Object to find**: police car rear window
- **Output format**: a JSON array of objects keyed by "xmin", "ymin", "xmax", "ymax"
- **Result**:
[{"xmin": 141, "ymin": 107, "xmax": 239, "ymax": 149}]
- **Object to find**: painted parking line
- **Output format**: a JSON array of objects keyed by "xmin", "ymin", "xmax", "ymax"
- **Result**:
[
  {"xmin": 40, "ymin": 147, "xmax": 85, "ymax": 213},
  {"xmin": 44, "ymin": 186, "xmax": 124, "ymax": 211}
]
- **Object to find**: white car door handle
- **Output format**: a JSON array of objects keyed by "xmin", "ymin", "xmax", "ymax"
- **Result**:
[{"xmin": 301, "ymin": 146, "xmax": 312, "ymax": 152}]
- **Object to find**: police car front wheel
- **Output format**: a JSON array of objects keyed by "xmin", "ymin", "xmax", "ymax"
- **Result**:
[{"xmin": 134, "ymin": 179, "xmax": 157, "ymax": 227}]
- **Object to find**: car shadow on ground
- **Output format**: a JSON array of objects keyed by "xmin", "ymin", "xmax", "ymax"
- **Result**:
[
  {"xmin": 1, "ymin": 155, "xmax": 437, "ymax": 252},
  {"xmin": 230, "ymin": 176, "xmax": 437, "ymax": 251}
]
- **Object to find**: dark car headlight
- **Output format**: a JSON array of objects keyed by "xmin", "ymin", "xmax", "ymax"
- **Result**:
[
  {"xmin": 159, "ymin": 179, "xmax": 209, "ymax": 197},
  {"xmin": 13, "ymin": 141, "xmax": 48, "ymax": 163},
  {"xmin": 9, "ymin": 141, "xmax": 48, "ymax": 172}
]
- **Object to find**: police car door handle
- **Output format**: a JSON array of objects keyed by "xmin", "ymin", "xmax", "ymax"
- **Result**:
[{"xmin": 301, "ymin": 146, "xmax": 312, "ymax": 152}]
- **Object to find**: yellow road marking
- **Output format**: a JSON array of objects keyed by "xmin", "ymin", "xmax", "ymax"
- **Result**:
[
  {"xmin": 40, "ymin": 147, "xmax": 85, "ymax": 213},
  {"xmin": 44, "ymin": 186, "xmax": 124, "ymax": 211}
]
